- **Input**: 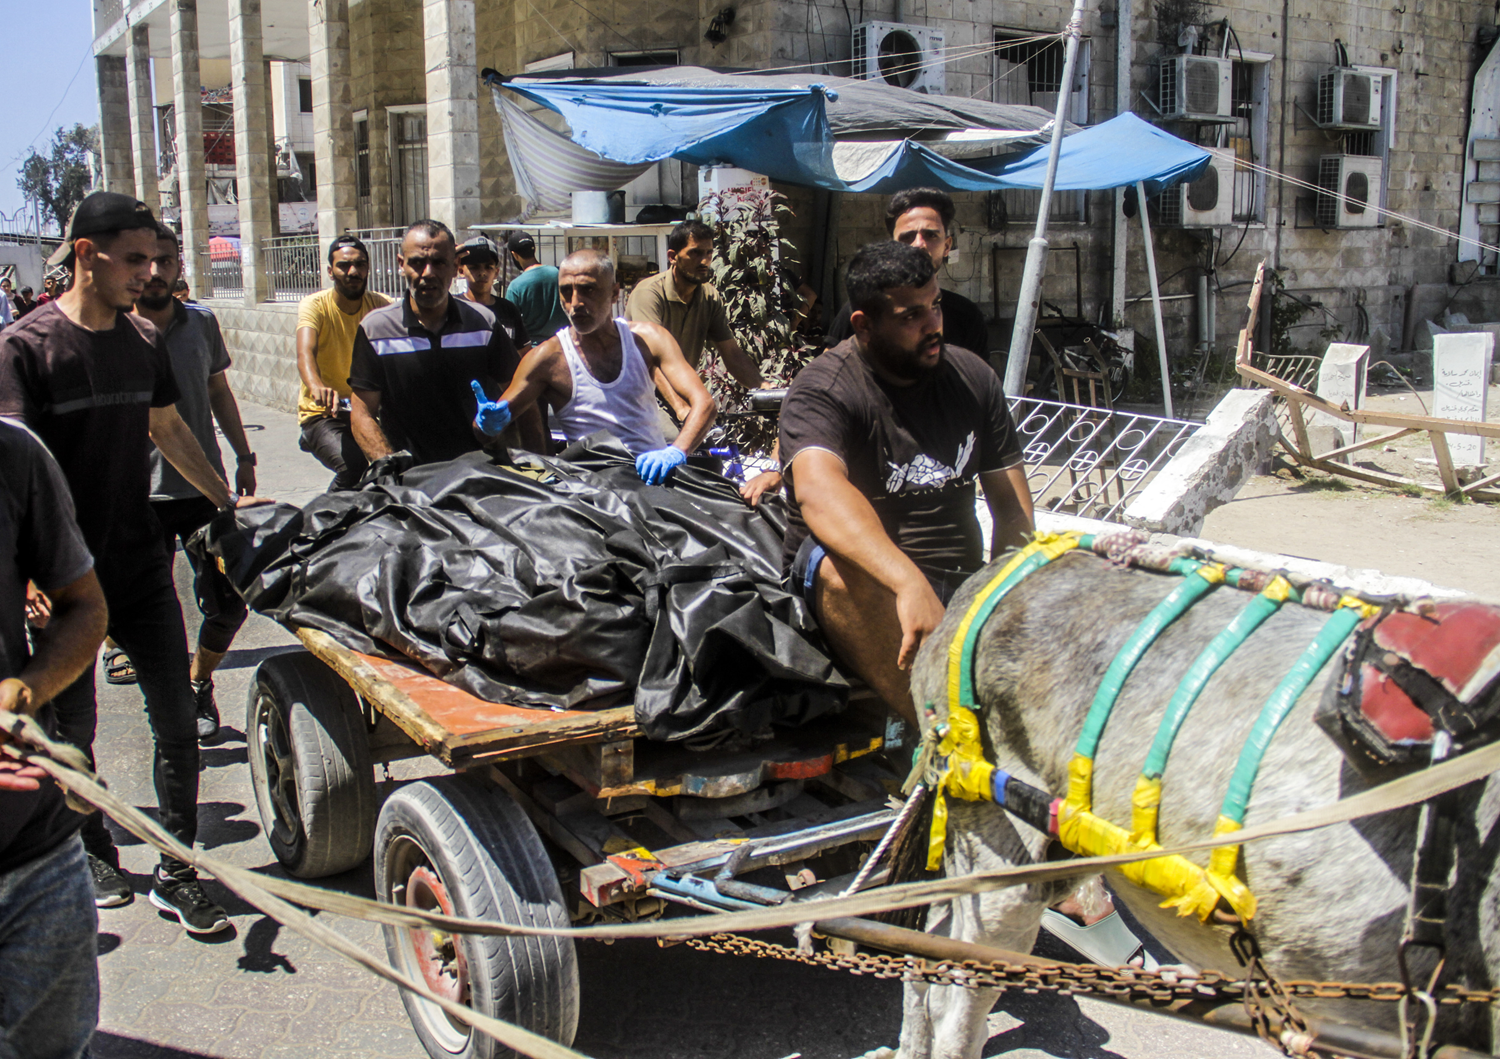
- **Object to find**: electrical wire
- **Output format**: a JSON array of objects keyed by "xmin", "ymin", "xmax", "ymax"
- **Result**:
[
  {"xmin": 1233, "ymin": 155, "xmax": 1500, "ymax": 255},
  {"xmin": 7, "ymin": 41, "xmax": 93, "ymax": 168}
]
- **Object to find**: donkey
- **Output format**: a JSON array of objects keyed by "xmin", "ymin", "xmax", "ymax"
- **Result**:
[{"xmin": 892, "ymin": 544, "xmax": 1500, "ymax": 1059}]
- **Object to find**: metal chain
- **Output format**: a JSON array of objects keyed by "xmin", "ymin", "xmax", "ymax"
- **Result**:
[{"xmin": 684, "ymin": 933, "xmax": 1500, "ymax": 1008}]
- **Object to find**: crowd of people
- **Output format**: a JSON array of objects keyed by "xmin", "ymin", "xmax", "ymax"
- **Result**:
[{"xmin": 0, "ymin": 184, "xmax": 1067, "ymax": 1059}]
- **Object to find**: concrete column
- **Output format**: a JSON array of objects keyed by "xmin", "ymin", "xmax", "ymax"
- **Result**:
[
  {"xmin": 310, "ymin": 0, "xmax": 359, "ymax": 247},
  {"xmin": 96, "ymin": 56, "xmax": 135, "ymax": 196},
  {"xmin": 422, "ymin": 0, "xmax": 482, "ymax": 238},
  {"xmin": 169, "ymin": 0, "xmax": 213, "ymax": 298},
  {"xmin": 228, "ymin": 0, "xmax": 275, "ymax": 303},
  {"xmin": 126, "ymin": 25, "xmax": 161, "ymax": 212},
  {"xmin": 264, "ymin": 60, "xmax": 281, "ymax": 237}
]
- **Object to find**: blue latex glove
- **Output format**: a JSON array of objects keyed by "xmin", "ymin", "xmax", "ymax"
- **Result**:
[
  {"xmin": 470, "ymin": 380, "xmax": 511, "ymax": 436},
  {"xmin": 635, "ymin": 445, "xmax": 687, "ymax": 485}
]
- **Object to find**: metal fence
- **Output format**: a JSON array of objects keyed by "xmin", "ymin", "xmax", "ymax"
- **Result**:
[
  {"xmin": 208, "ymin": 251, "xmax": 244, "ymax": 301},
  {"xmin": 354, "ymin": 227, "xmax": 406, "ymax": 298},
  {"xmin": 1004, "ymin": 396, "xmax": 1200, "ymax": 522},
  {"xmin": 263, "ymin": 234, "xmax": 322, "ymax": 303}
]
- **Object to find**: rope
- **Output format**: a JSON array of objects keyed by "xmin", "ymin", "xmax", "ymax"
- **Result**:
[{"xmin": 5, "ymin": 708, "xmax": 1496, "ymax": 945}]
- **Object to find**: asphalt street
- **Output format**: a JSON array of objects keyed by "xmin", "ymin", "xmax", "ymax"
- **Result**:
[{"xmin": 86, "ymin": 396, "xmax": 1275, "ymax": 1059}]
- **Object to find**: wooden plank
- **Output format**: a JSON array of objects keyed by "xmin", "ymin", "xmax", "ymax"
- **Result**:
[
  {"xmin": 298, "ymin": 628, "xmax": 452, "ymax": 758},
  {"xmin": 1235, "ymin": 260, "xmax": 1266, "ymax": 367},
  {"xmin": 1461, "ymin": 468, "xmax": 1500, "ymax": 494},
  {"xmin": 1429, "ymin": 430, "xmax": 1463, "ymax": 496},
  {"xmin": 1240, "ymin": 363, "xmax": 1500, "ymax": 438},
  {"xmin": 296, "ymin": 627, "xmax": 639, "ymax": 766},
  {"xmin": 486, "ymin": 767, "xmax": 600, "ymax": 868},
  {"xmin": 1285, "ymin": 394, "xmax": 1313, "ymax": 458},
  {"xmin": 1316, "ymin": 427, "xmax": 1418, "ymax": 462}
]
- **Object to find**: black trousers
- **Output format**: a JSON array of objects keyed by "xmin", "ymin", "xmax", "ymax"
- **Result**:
[
  {"xmin": 52, "ymin": 552, "xmax": 199, "ymax": 872},
  {"xmin": 299, "ymin": 413, "xmax": 368, "ymax": 491},
  {"xmin": 151, "ymin": 496, "xmax": 248, "ymax": 656}
]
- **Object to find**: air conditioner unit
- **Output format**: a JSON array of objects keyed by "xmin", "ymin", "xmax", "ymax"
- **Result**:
[
  {"xmin": 1158, "ymin": 146, "xmax": 1237, "ymax": 227},
  {"xmin": 1316, "ymin": 68, "xmax": 1382, "ymax": 130},
  {"xmin": 1157, "ymin": 54, "xmax": 1232, "ymax": 121},
  {"xmin": 853, "ymin": 22, "xmax": 946, "ymax": 95},
  {"xmin": 1316, "ymin": 155, "xmax": 1383, "ymax": 227}
]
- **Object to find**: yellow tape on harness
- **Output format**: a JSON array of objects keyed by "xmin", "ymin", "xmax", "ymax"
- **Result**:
[
  {"xmin": 924, "ymin": 704, "xmax": 995, "ymax": 870},
  {"xmin": 1057, "ymin": 756, "xmax": 1257, "ymax": 921},
  {"xmin": 924, "ymin": 533, "xmax": 1084, "ymax": 870}
]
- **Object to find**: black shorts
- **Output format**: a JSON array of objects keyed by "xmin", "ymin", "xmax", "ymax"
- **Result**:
[{"xmin": 788, "ymin": 535, "xmax": 971, "ymax": 606}]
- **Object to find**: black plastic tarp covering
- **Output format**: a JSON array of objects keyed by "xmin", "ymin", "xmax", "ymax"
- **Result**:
[{"xmin": 194, "ymin": 437, "xmax": 848, "ymax": 742}]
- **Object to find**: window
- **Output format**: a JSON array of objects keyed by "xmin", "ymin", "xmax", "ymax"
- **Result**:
[
  {"xmin": 610, "ymin": 50, "xmax": 680, "ymax": 67},
  {"xmin": 354, "ymin": 114, "xmax": 372, "ymax": 229},
  {"xmin": 525, "ymin": 52, "xmax": 575, "ymax": 73},
  {"xmin": 1221, "ymin": 53, "xmax": 1272, "ymax": 222},
  {"xmin": 390, "ymin": 108, "xmax": 429, "ymax": 226},
  {"xmin": 991, "ymin": 31, "xmax": 1090, "ymax": 223},
  {"xmin": 298, "ymin": 78, "xmax": 313, "ymax": 114}
]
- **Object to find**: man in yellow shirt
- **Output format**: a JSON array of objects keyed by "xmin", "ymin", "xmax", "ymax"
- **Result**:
[{"xmin": 295, "ymin": 235, "xmax": 391, "ymax": 489}]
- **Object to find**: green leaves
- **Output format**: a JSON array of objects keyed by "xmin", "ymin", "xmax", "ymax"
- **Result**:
[{"xmin": 16, "ymin": 124, "xmax": 100, "ymax": 235}]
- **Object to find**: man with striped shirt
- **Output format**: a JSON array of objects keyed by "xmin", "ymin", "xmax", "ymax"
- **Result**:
[{"xmin": 349, "ymin": 220, "xmax": 545, "ymax": 464}]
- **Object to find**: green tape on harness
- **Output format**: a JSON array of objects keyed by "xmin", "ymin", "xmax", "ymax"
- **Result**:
[{"xmin": 1073, "ymin": 561, "xmax": 1227, "ymax": 762}]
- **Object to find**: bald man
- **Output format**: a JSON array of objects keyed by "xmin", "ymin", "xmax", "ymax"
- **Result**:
[{"xmin": 472, "ymin": 250, "xmax": 716, "ymax": 484}]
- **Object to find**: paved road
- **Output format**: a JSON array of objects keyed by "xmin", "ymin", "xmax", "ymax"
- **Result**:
[{"xmin": 89, "ymin": 398, "xmax": 1273, "ymax": 1059}]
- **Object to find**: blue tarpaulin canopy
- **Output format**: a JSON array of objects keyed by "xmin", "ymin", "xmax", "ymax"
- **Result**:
[{"xmin": 494, "ymin": 68, "xmax": 1211, "ymax": 196}]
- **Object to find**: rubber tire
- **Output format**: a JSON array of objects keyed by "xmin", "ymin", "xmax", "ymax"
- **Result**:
[
  {"xmin": 375, "ymin": 776, "xmax": 579, "ymax": 1059},
  {"xmin": 246, "ymin": 650, "xmax": 377, "ymax": 878}
]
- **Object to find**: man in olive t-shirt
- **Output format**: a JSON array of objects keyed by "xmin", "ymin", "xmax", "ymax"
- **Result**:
[{"xmin": 296, "ymin": 235, "xmax": 391, "ymax": 490}]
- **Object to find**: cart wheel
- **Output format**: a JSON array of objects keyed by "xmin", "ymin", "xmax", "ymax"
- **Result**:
[
  {"xmin": 376, "ymin": 776, "xmax": 579, "ymax": 1059},
  {"xmin": 246, "ymin": 651, "xmax": 376, "ymax": 878}
]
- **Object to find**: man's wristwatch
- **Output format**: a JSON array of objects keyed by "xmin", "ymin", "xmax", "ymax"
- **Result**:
[{"xmin": 237, "ymin": 452, "xmax": 257, "ymax": 465}]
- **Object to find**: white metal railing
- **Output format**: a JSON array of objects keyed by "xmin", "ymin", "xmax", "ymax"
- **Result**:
[
  {"xmin": 1006, "ymin": 396, "xmax": 1201, "ymax": 523},
  {"xmin": 351, "ymin": 227, "xmax": 405, "ymax": 299},
  {"xmin": 262, "ymin": 234, "xmax": 322, "ymax": 303}
]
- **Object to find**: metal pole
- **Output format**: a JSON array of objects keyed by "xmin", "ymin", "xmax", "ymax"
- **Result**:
[
  {"xmin": 1136, "ymin": 179, "xmax": 1175, "ymax": 418},
  {"xmin": 1001, "ymin": 0, "xmax": 1090, "ymax": 396},
  {"xmin": 1110, "ymin": 0, "xmax": 1132, "ymax": 332}
]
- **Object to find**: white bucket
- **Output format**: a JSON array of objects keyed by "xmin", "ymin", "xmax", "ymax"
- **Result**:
[{"xmin": 571, "ymin": 191, "xmax": 610, "ymax": 224}]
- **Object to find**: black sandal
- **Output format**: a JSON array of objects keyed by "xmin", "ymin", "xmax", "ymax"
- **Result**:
[{"xmin": 103, "ymin": 647, "xmax": 137, "ymax": 685}]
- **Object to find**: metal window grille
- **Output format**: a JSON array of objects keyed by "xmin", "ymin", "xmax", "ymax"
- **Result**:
[
  {"xmin": 355, "ymin": 119, "xmax": 372, "ymax": 229},
  {"xmin": 992, "ymin": 34, "xmax": 1085, "ymax": 223},
  {"xmin": 392, "ymin": 112, "xmax": 429, "ymax": 226}
]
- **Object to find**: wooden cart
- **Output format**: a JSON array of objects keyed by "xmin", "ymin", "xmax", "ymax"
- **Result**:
[{"xmin": 245, "ymin": 627, "xmax": 900, "ymax": 1059}]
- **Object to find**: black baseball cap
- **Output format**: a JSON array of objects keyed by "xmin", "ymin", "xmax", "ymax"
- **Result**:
[
  {"xmin": 505, "ymin": 231, "xmax": 536, "ymax": 255},
  {"xmin": 48, "ymin": 191, "xmax": 159, "ymax": 267},
  {"xmin": 457, "ymin": 236, "xmax": 500, "ymax": 266}
]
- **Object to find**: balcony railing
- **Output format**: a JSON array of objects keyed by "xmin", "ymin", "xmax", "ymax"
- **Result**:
[
  {"xmin": 263, "ymin": 234, "xmax": 322, "ymax": 303},
  {"xmin": 353, "ymin": 227, "xmax": 406, "ymax": 299}
]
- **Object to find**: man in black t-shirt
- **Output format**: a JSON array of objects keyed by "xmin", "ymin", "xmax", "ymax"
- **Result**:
[
  {"xmin": 349, "ymin": 220, "xmax": 546, "ymax": 464},
  {"xmin": 456, "ymin": 235, "xmax": 533, "ymax": 355},
  {"xmin": 0, "ymin": 191, "xmax": 264, "ymax": 934},
  {"xmin": 822, "ymin": 187, "xmax": 990, "ymax": 359},
  {"xmin": 779, "ymin": 241, "xmax": 1033, "ymax": 725},
  {"xmin": 0, "ymin": 419, "xmax": 108, "ymax": 1059}
]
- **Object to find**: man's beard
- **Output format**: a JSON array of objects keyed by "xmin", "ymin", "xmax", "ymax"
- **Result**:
[
  {"xmin": 138, "ymin": 290, "xmax": 174, "ymax": 312},
  {"xmin": 868, "ymin": 332, "xmax": 943, "ymax": 381},
  {"xmin": 335, "ymin": 275, "xmax": 367, "ymax": 299}
]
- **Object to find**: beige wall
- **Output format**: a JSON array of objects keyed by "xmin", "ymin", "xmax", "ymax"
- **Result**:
[
  {"xmin": 305, "ymin": 0, "xmax": 1500, "ymax": 365},
  {"xmin": 209, "ymin": 300, "xmax": 301, "ymax": 411}
]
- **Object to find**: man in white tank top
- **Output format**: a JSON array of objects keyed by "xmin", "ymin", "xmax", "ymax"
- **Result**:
[{"xmin": 474, "ymin": 249, "xmax": 716, "ymax": 484}]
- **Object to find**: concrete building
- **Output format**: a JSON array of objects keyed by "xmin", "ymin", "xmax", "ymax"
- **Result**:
[{"xmin": 89, "ymin": 0, "xmax": 1500, "ymax": 411}]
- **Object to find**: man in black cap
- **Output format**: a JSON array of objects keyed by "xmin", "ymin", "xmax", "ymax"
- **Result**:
[
  {"xmin": 504, "ymin": 231, "xmax": 568, "ymax": 345},
  {"xmin": 456, "ymin": 236, "xmax": 531, "ymax": 355},
  {"xmin": 0, "ymin": 191, "xmax": 265, "ymax": 933}
]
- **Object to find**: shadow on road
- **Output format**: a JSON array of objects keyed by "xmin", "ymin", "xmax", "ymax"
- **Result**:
[{"xmin": 92, "ymin": 1032, "xmax": 223, "ymax": 1058}]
